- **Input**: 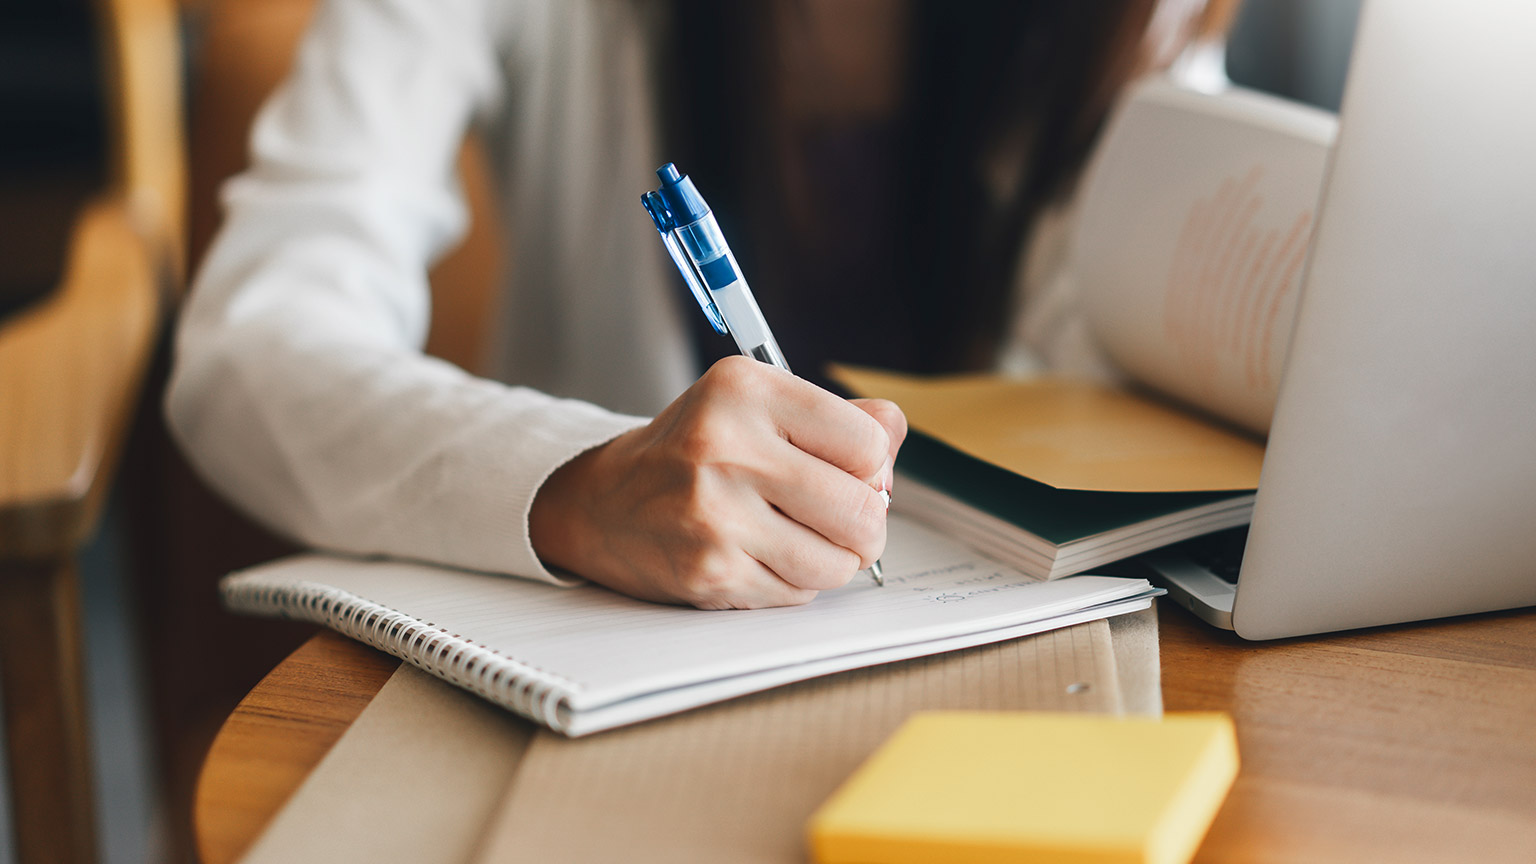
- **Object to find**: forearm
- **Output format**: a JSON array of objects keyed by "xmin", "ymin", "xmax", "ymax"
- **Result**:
[
  {"xmin": 168, "ymin": 297, "xmax": 647, "ymax": 581},
  {"xmin": 164, "ymin": 0, "xmax": 657, "ymax": 581}
]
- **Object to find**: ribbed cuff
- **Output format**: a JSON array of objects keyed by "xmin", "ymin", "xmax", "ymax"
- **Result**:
[{"xmin": 442, "ymin": 393, "xmax": 648, "ymax": 586}]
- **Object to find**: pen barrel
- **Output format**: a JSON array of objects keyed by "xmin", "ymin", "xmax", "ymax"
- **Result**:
[
  {"xmin": 676, "ymin": 213, "xmax": 791, "ymax": 372},
  {"xmin": 712, "ymin": 270, "xmax": 788, "ymax": 370},
  {"xmin": 747, "ymin": 339, "xmax": 790, "ymax": 370}
]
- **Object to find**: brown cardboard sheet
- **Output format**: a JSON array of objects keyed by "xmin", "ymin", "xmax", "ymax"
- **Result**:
[
  {"xmin": 236, "ymin": 665, "xmax": 532, "ymax": 864},
  {"xmin": 239, "ymin": 608, "xmax": 1161, "ymax": 864},
  {"xmin": 1108, "ymin": 605, "xmax": 1162, "ymax": 716},
  {"xmin": 472, "ymin": 620, "xmax": 1121, "ymax": 863},
  {"xmin": 829, "ymin": 365, "xmax": 1265, "ymax": 493}
]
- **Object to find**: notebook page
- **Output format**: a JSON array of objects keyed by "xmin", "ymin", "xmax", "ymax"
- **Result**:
[{"xmin": 228, "ymin": 514, "xmax": 1153, "ymax": 709}]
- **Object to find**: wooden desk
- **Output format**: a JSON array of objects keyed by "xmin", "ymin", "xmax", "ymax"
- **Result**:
[{"xmin": 195, "ymin": 604, "xmax": 1536, "ymax": 864}]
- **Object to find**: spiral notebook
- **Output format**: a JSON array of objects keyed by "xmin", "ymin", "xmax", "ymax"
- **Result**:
[{"xmin": 222, "ymin": 514, "xmax": 1159, "ymax": 736}]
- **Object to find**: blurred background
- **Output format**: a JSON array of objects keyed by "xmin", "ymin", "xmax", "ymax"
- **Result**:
[{"xmin": 0, "ymin": 0, "xmax": 1359, "ymax": 862}]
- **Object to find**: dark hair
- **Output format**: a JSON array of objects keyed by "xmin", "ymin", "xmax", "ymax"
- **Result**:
[{"xmin": 662, "ymin": 0, "xmax": 1168, "ymax": 381}]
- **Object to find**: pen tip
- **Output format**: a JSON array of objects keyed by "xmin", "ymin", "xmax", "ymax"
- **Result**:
[{"xmin": 870, "ymin": 559, "xmax": 885, "ymax": 587}]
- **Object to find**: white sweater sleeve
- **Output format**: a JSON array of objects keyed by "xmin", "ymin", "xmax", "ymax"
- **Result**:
[{"xmin": 166, "ymin": 0, "xmax": 646, "ymax": 585}]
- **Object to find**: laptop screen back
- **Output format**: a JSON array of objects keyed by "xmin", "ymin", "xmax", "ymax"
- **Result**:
[{"xmin": 1232, "ymin": 0, "xmax": 1536, "ymax": 639}]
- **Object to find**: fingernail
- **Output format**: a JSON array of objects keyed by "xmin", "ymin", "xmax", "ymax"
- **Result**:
[{"xmin": 869, "ymin": 458, "xmax": 894, "ymax": 510}]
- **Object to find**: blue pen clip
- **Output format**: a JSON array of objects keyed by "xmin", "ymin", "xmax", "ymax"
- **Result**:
[{"xmin": 642, "ymin": 190, "xmax": 728, "ymax": 335}]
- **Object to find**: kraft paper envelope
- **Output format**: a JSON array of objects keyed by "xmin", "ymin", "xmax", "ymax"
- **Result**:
[{"xmin": 829, "ymin": 365, "xmax": 1265, "ymax": 493}]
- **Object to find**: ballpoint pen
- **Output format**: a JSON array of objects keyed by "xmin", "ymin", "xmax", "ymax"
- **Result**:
[{"xmin": 643, "ymin": 162, "xmax": 889, "ymax": 587}]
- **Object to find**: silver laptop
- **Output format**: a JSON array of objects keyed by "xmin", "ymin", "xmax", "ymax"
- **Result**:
[{"xmin": 1147, "ymin": 0, "xmax": 1536, "ymax": 639}]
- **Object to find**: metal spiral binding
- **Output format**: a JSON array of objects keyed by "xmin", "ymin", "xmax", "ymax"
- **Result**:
[{"xmin": 222, "ymin": 576, "xmax": 577, "ymax": 733}]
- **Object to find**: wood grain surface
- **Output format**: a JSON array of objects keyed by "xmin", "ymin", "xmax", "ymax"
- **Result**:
[
  {"xmin": 193, "ymin": 631, "xmax": 397, "ymax": 864},
  {"xmin": 195, "ymin": 603, "xmax": 1536, "ymax": 864}
]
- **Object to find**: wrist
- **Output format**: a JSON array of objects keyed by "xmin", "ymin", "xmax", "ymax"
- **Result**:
[{"xmin": 528, "ymin": 440, "xmax": 610, "ymax": 577}]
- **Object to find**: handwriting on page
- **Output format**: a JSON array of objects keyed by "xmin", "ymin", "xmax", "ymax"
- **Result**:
[
  {"xmin": 877, "ymin": 562, "xmax": 978, "ymax": 587},
  {"xmin": 882, "ymin": 564, "xmax": 1049, "ymax": 603}
]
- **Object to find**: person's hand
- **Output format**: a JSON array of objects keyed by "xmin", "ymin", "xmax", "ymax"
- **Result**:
[{"xmin": 529, "ymin": 356, "xmax": 907, "ymax": 609}]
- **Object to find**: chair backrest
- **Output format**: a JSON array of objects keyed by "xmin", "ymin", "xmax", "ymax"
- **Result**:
[{"xmin": 100, "ymin": 0, "xmax": 188, "ymax": 287}]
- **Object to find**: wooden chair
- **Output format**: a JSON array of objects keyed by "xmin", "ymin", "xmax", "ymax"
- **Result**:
[{"xmin": 0, "ymin": 0, "xmax": 185, "ymax": 862}]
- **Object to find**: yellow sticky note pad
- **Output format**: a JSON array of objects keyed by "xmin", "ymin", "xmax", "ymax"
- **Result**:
[{"xmin": 808, "ymin": 711, "xmax": 1238, "ymax": 864}]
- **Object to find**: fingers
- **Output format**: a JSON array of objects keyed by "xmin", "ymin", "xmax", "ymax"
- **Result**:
[
  {"xmin": 562, "ymin": 358, "xmax": 906, "ymax": 611},
  {"xmin": 679, "ymin": 552, "xmax": 822, "ymax": 610},
  {"xmin": 693, "ymin": 356, "xmax": 901, "ymax": 572},
  {"xmin": 780, "ymin": 398, "xmax": 889, "ymax": 481},
  {"xmin": 664, "ymin": 477, "xmax": 872, "ymax": 602},
  {"xmin": 588, "ymin": 511, "xmax": 822, "ymax": 610},
  {"xmin": 743, "ymin": 506, "xmax": 870, "ymax": 592},
  {"xmin": 755, "ymin": 439, "xmax": 889, "ymax": 569},
  {"xmin": 701, "ymin": 357, "xmax": 890, "ymax": 481},
  {"xmin": 849, "ymin": 397, "xmax": 907, "ymax": 491},
  {"xmin": 697, "ymin": 358, "xmax": 903, "ymax": 485},
  {"xmin": 849, "ymin": 398, "xmax": 907, "ymax": 463},
  {"xmin": 658, "ymin": 509, "xmax": 827, "ymax": 609}
]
